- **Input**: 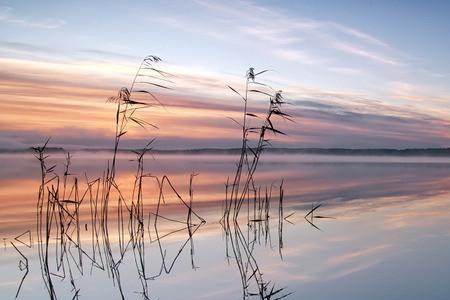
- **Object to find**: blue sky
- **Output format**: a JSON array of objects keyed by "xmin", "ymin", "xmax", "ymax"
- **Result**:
[{"xmin": 0, "ymin": 0, "xmax": 449, "ymax": 149}]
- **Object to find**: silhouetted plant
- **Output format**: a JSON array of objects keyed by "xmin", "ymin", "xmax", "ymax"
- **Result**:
[
  {"xmin": 31, "ymin": 56, "xmax": 205, "ymax": 300},
  {"xmin": 222, "ymin": 68, "xmax": 293, "ymax": 299}
]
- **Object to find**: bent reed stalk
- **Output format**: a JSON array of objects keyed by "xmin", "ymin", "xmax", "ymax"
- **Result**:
[
  {"xmin": 31, "ymin": 56, "xmax": 205, "ymax": 300},
  {"xmin": 222, "ymin": 68, "xmax": 294, "ymax": 299},
  {"xmin": 27, "ymin": 57, "xmax": 294, "ymax": 300}
]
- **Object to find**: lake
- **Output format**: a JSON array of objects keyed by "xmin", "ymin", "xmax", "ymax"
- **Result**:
[{"xmin": 1, "ymin": 151, "xmax": 450, "ymax": 299}]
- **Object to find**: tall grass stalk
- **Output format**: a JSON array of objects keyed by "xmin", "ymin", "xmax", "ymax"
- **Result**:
[
  {"xmin": 30, "ymin": 56, "xmax": 205, "ymax": 300},
  {"xmin": 222, "ymin": 68, "xmax": 293, "ymax": 299}
]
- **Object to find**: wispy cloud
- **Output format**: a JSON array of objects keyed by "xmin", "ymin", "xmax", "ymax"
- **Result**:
[
  {"xmin": 192, "ymin": 0, "xmax": 401, "ymax": 69},
  {"xmin": 328, "ymin": 22, "xmax": 391, "ymax": 48},
  {"xmin": 238, "ymin": 25, "xmax": 302, "ymax": 45},
  {"xmin": 332, "ymin": 41, "xmax": 401, "ymax": 65},
  {"xmin": 0, "ymin": 6, "xmax": 65, "ymax": 29},
  {"xmin": 2, "ymin": 55, "xmax": 450, "ymax": 150},
  {"xmin": 78, "ymin": 49, "xmax": 141, "ymax": 62},
  {"xmin": 272, "ymin": 48, "xmax": 327, "ymax": 65}
]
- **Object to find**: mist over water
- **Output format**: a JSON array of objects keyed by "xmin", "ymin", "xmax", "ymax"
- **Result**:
[{"xmin": 1, "ymin": 152, "xmax": 450, "ymax": 299}]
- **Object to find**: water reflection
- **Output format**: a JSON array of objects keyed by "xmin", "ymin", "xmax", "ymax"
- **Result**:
[{"xmin": 1, "ymin": 152, "xmax": 450, "ymax": 299}]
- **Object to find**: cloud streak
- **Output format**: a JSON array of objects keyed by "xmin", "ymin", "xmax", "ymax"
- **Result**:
[
  {"xmin": 332, "ymin": 41, "xmax": 401, "ymax": 66},
  {"xmin": 1, "ymin": 54, "xmax": 450, "ymax": 149},
  {"xmin": 192, "ymin": 0, "xmax": 401, "ymax": 68}
]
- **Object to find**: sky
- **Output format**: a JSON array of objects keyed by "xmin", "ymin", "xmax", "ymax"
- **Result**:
[{"xmin": 0, "ymin": 0, "xmax": 450, "ymax": 149}]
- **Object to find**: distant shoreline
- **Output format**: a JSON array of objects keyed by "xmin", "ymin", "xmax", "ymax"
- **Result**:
[{"xmin": 2, "ymin": 147, "xmax": 450, "ymax": 157}]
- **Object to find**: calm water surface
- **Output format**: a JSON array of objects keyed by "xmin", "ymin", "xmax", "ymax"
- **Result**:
[{"xmin": 1, "ymin": 152, "xmax": 450, "ymax": 299}]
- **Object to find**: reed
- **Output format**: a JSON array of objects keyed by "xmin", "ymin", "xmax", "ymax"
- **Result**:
[
  {"xmin": 221, "ymin": 68, "xmax": 294, "ymax": 299},
  {"xmin": 21, "ymin": 57, "xmax": 300, "ymax": 300},
  {"xmin": 10, "ymin": 241, "xmax": 29, "ymax": 299},
  {"xmin": 304, "ymin": 203, "xmax": 335, "ymax": 231},
  {"xmin": 28, "ymin": 56, "xmax": 205, "ymax": 300}
]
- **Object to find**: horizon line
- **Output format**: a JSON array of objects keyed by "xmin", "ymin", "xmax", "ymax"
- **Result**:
[{"xmin": 2, "ymin": 146, "xmax": 450, "ymax": 156}]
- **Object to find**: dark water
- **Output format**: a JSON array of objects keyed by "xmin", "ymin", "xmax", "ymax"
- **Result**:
[{"xmin": 1, "ymin": 152, "xmax": 450, "ymax": 299}]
